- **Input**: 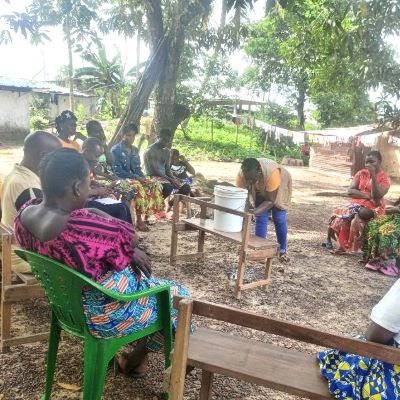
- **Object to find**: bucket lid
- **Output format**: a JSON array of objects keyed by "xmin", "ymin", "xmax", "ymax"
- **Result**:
[{"xmin": 214, "ymin": 185, "xmax": 248, "ymax": 196}]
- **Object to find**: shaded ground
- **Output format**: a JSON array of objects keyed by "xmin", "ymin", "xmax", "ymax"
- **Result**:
[{"xmin": 1, "ymin": 150, "xmax": 400, "ymax": 399}]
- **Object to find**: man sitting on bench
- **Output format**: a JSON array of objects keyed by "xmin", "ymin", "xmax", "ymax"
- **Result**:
[{"xmin": 1, "ymin": 131, "xmax": 61, "ymax": 273}]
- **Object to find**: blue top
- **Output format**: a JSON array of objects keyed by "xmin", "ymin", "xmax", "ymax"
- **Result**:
[{"xmin": 111, "ymin": 142, "xmax": 145, "ymax": 179}]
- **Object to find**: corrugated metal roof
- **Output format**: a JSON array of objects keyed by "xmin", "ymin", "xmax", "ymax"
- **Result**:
[{"xmin": 0, "ymin": 76, "xmax": 96, "ymax": 97}]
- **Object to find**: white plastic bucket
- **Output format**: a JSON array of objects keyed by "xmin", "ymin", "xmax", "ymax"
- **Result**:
[{"xmin": 213, "ymin": 186, "xmax": 248, "ymax": 233}]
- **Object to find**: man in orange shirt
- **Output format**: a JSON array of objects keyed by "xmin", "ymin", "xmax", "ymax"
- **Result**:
[{"xmin": 236, "ymin": 158, "xmax": 292, "ymax": 262}]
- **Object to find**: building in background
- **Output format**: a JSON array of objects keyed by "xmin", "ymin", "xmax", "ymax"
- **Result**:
[{"xmin": 0, "ymin": 76, "xmax": 97, "ymax": 141}]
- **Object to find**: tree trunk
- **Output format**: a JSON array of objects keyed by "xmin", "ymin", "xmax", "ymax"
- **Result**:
[
  {"xmin": 152, "ymin": 33, "xmax": 185, "ymax": 138},
  {"xmin": 110, "ymin": 0, "xmax": 212, "ymax": 146},
  {"xmin": 65, "ymin": 14, "xmax": 74, "ymax": 112},
  {"xmin": 136, "ymin": 19, "xmax": 142, "ymax": 80},
  {"xmin": 296, "ymin": 78, "xmax": 307, "ymax": 130},
  {"xmin": 109, "ymin": 36, "xmax": 168, "ymax": 147}
]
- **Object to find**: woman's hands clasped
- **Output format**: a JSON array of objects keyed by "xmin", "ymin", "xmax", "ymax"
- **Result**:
[{"xmin": 132, "ymin": 247, "xmax": 152, "ymax": 278}]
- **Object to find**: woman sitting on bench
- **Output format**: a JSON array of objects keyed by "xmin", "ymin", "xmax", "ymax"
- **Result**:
[
  {"xmin": 323, "ymin": 151, "xmax": 390, "ymax": 253},
  {"xmin": 14, "ymin": 148, "xmax": 190, "ymax": 377},
  {"xmin": 318, "ymin": 278, "xmax": 400, "ymax": 398}
]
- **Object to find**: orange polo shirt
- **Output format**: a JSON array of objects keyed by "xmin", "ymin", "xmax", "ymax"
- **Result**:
[
  {"xmin": 60, "ymin": 138, "xmax": 81, "ymax": 152},
  {"xmin": 236, "ymin": 169, "xmax": 281, "ymax": 192}
]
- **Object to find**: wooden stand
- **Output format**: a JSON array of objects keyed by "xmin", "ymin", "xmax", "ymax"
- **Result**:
[
  {"xmin": 1, "ymin": 224, "xmax": 47, "ymax": 353},
  {"xmin": 170, "ymin": 195, "xmax": 278, "ymax": 299}
]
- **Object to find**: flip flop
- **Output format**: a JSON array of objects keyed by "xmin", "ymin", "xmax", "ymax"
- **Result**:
[
  {"xmin": 321, "ymin": 242, "xmax": 333, "ymax": 249},
  {"xmin": 379, "ymin": 264, "xmax": 399, "ymax": 277},
  {"xmin": 365, "ymin": 260, "xmax": 381, "ymax": 271}
]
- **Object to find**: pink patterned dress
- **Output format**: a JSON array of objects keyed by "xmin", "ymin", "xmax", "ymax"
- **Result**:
[{"xmin": 14, "ymin": 199, "xmax": 190, "ymax": 349}]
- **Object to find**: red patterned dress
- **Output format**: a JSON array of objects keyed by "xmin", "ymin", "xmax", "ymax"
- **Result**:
[
  {"xmin": 14, "ymin": 200, "xmax": 190, "ymax": 349},
  {"xmin": 330, "ymin": 169, "xmax": 391, "ymax": 252}
]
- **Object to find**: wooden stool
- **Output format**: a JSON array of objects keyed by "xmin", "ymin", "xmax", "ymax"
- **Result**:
[
  {"xmin": 170, "ymin": 195, "xmax": 278, "ymax": 299},
  {"xmin": 1, "ymin": 223, "xmax": 47, "ymax": 353}
]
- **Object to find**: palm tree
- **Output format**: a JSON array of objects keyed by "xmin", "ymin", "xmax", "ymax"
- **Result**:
[{"xmin": 75, "ymin": 43, "xmax": 128, "ymax": 117}]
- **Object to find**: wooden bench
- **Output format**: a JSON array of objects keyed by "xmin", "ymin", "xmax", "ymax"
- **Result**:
[
  {"xmin": 170, "ymin": 195, "xmax": 279, "ymax": 299},
  {"xmin": 169, "ymin": 297, "xmax": 400, "ymax": 400},
  {"xmin": 0, "ymin": 223, "xmax": 47, "ymax": 352}
]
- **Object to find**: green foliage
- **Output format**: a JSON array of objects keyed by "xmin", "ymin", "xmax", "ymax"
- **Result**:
[
  {"xmin": 376, "ymin": 100, "xmax": 400, "ymax": 129},
  {"xmin": 173, "ymin": 117, "xmax": 300, "ymax": 162},
  {"xmin": 30, "ymin": 115, "xmax": 49, "ymax": 130},
  {"xmin": 29, "ymin": 94, "xmax": 50, "ymax": 130},
  {"xmin": 75, "ymin": 42, "xmax": 133, "ymax": 118},
  {"xmin": 74, "ymin": 103, "xmax": 87, "ymax": 122},
  {"xmin": 255, "ymin": 102, "xmax": 297, "ymax": 130},
  {"xmin": 244, "ymin": 0, "xmax": 400, "ymax": 129},
  {"xmin": 312, "ymin": 90, "xmax": 374, "ymax": 128}
]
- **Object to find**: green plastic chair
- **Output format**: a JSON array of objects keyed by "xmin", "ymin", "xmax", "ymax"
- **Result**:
[{"xmin": 15, "ymin": 249, "xmax": 172, "ymax": 400}]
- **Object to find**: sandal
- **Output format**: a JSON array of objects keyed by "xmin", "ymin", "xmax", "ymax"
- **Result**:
[
  {"xmin": 321, "ymin": 241, "xmax": 333, "ymax": 250},
  {"xmin": 278, "ymin": 254, "xmax": 290, "ymax": 263}
]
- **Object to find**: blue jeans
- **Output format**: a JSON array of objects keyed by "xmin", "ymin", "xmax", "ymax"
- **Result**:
[{"xmin": 255, "ymin": 199, "xmax": 288, "ymax": 255}]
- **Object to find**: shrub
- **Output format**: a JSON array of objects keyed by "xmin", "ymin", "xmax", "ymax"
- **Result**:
[{"xmin": 30, "ymin": 115, "xmax": 49, "ymax": 131}]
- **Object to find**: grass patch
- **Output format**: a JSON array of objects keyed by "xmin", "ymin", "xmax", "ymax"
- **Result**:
[{"xmin": 173, "ymin": 118, "xmax": 301, "ymax": 162}]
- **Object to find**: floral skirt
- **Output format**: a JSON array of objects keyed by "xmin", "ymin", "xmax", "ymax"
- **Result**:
[
  {"xmin": 82, "ymin": 266, "xmax": 190, "ymax": 351},
  {"xmin": 318, "ymin": 336, "xmax": 400, "ymax": 399},
  {"xmin": 363, "ymin": 214, "xmax": 400, "ymax": 262}
]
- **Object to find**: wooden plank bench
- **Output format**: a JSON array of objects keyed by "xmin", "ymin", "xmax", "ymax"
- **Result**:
[
  {"xmin": 1, "ymin": 223, "xmax": 47, "ymax": 352},
  {"xmin": 170, "ymin": 195, "xmax": 279, "ymax": 299},
  {"xmin": 169, "ymin": 297, "xmax": 400, "ymax": 400}
]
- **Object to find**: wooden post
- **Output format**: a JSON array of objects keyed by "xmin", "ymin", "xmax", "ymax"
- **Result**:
[
  {"xmin": 170, "ymin": 195, "xmax": 181, "ymax": 266},
  {"xmin": 198, "ymin": 203, "xmax": 206, "ymax": 257},
  {"xmin": 169, "ymin": 299, "xmax": 193, "ymax": 400},
  {"xmin": 235, "ymin": 214, "xmax": 251, "ymax": 299},
  {"xmin": 199, "ymin": 370, "xmax": 214, "ymax": 400},
  {"xmin": 235, "ymin": 124, "xmax": 239, "ymax": 145},
  {"xmin": 1, "ymin": 230, "xmax": 12, "ymax": 353},
  {"xmin": 211, "ymin": 108, "xmax": 214, "ymax": 143}
]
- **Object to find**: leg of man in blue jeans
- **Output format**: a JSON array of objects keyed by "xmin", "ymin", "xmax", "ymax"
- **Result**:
[{"xmin": 271, "ymin": 207, "xmax": 288, "ymax": 258}]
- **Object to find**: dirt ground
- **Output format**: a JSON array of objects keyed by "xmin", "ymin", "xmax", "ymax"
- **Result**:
[{"xmin": 1, "ymin": 148, "xmax": 400, "ymax": 399}]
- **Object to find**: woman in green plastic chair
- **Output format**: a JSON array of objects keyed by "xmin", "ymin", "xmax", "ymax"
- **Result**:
[{"xmin": 14, "ymin": 148, "xmax": 190, "ymax": 377}]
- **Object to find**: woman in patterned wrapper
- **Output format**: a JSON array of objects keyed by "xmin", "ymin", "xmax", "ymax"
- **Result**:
[
  {"xmin": 14, "ymin": 148, "xmax": 190, "ymax": 377},
  {"xmin": 318, "ymin": 278, "xmax": 400, "ymax": 399}
]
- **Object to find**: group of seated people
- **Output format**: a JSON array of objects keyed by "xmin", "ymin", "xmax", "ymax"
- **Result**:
[
  {"xmin": 49, "ymin": 109, "xmax": 197, "ymax": 231},
  {"xmin": 323, "ymin": 150, "xmax": 400, "ymax": 277},
  {"xmin": 3, "ymin": 115, "xmax": 400, "ymax": 399},
  {"xmin": 1, "ymin": 110, "xmax": 197, "ymax": 375}
]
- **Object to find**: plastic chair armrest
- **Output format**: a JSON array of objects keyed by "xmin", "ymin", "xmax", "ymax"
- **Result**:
[{"xmin": 86, "ymin": 280, "xmax": 171, "ymax": 302}]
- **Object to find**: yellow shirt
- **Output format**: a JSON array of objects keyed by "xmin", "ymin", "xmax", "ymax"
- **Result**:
[
  {"xmin": 1, "ymin": 164, "xmax": 42, "ymax": 273},
  {"xmin": 140, "ymin": 116, "xmax": 152, "ymax": 137}
]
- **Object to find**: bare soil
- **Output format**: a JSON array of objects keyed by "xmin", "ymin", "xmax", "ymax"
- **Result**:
[{"xmin": 1, "ymin": 152, "xmax": 400, "ymax": 400}]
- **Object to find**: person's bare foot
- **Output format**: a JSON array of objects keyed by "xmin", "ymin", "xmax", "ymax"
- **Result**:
[
  {"xmin": 115, "ymin": 352, "xmax": 148, "ymax": 378},
  {"xmin": 136, "ymin": 222, "xmax": 150, "ymax": 232}
]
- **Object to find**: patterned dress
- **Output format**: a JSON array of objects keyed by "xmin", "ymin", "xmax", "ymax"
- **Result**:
[
  {"xmin": 330, "ymin": 169, "xmax": 390, "ymax": 252},
  {"xmin": 14, "ymin": 200, "xmax": 190, "ymax": 350},
  {"xmin": 318, "ymin": 337, "xmax": 400, "ymax": 399}
]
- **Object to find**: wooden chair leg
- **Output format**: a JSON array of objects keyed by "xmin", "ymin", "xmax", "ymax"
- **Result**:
[
  {"xmin": 169, "ymin": 299, "xmax": 193, "ymax": 400},
  {"xmin": 1, "ymin": 230, "xmax": 12, "ymax": 353},
  {"xmin": 170, "ymin": 196, "xmax": 181, "ymax": 266},
  {"xmin": 0, "ymin": 303, "xmax": 11, "ymax": 353},
  {"xmin": 199, "ymin": 370, "xmax": 214, "ymax": 400},
  {"xmin": 265, "ymin": 258, "xmax": 273, "ymax": 281},
  {"xmin": 235, "ymin": 214, "xmax": 251, "ymax": 300}
]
